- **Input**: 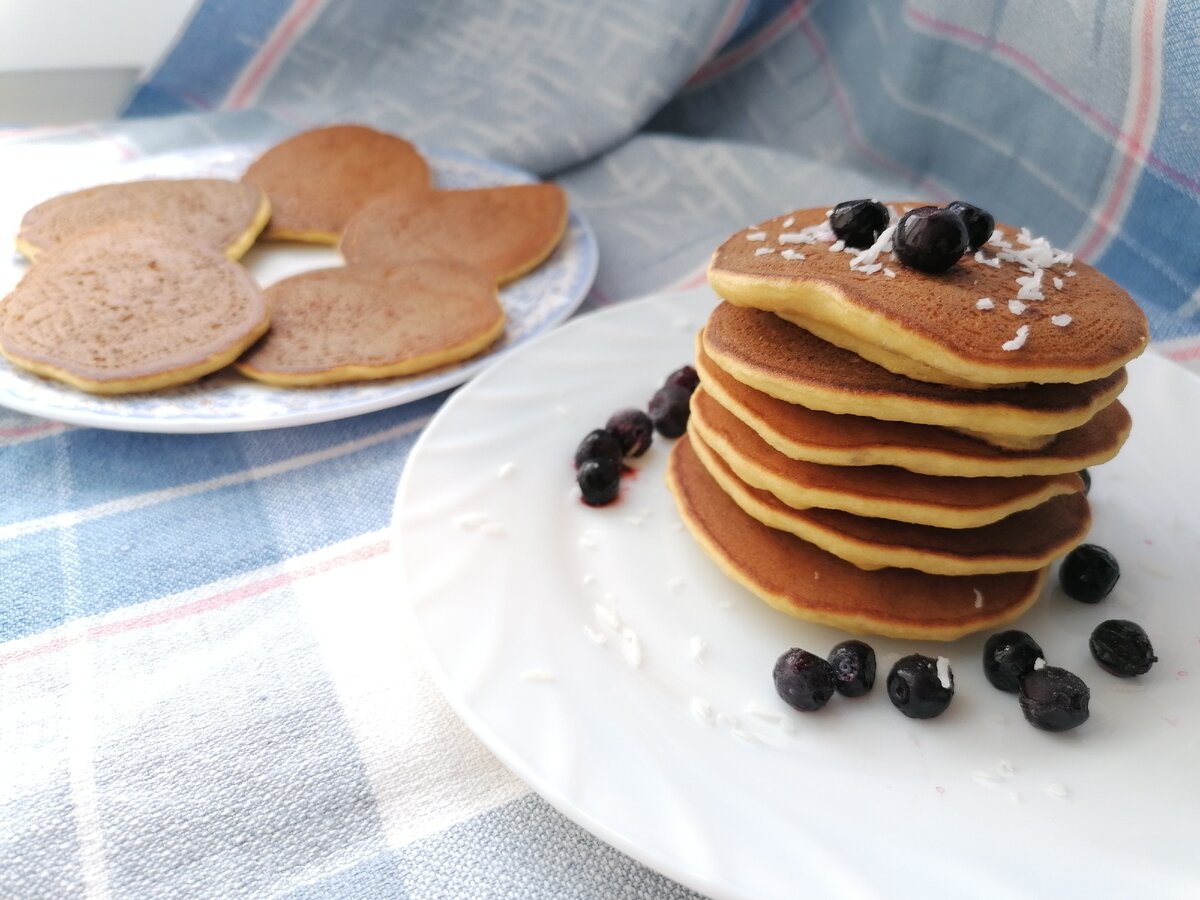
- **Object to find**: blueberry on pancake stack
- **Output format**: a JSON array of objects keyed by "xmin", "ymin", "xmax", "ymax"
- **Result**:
[{"xmin": 667, "ymin": 201, "xmax": 1147, "ymax": 640}]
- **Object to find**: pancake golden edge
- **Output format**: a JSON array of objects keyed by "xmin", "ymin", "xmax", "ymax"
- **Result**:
[
  {"xmin": 666, "ymin": 436, "xmax": 1048, "ymax": 640},
  {"xmin": 694, "ymin": 343, "xmax": 1131, "ymax": 477},
  {"xmin": 688, "ymin": 392, "xmax": 1081, "ymax": 529},
  {"xmin": 16, "ymin": 184, "xmax": 271, "ymax": 263},
  {"xmin": 688, "ymin": 425, "xmax": 1091, "ymax": 575}
]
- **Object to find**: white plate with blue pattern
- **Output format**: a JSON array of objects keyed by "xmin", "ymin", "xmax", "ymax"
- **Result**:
[{"xmin": 0, "ymin": 143, "xmax": 597, "ymax": 432}]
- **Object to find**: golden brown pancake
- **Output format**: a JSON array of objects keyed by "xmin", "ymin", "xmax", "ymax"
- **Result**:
[
  {"xmin": 16, "ymin": 178, "xmax": 269, "ymax": 261},
  {"xmin": 667, "ymin": 435, "xmax": 1048, "ymax": 640},
  {"xmin": 708, "ymin": 204, "xmax": 1149, "ymax": 386},
  {"xmin": 0, "ymin": 224, "xmax": 268, "ymax": 394},
  {"xmin": 689, "ymin": 387, "xmax": 1083, "ymax": 529},
  {"xmin": 340, "ymin": 183, "xmax": 568, "ymax": 284},
  {"xmin": 241, "ymin": 125, "xmax": 431, "ymax": 243},
  {"xmin": 695, "ymin": 342, "xmax": 1131, "ymax": 477},
  {"xmin": 236, "ymin": 261, "xmax": 505, "ymax": 386},
  {"xmin": 701, "ymin": 303, "xmax": 1126, "ymax": 437},
  {"xmin": 689, "ymin": 425, "xmax": 1090, "ymax": 575}
]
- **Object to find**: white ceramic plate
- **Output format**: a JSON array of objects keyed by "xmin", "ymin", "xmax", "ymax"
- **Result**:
[
  {"xmin": 394, "ymin": 287, "xmax": 1200, "ymax": 900},
  {"xmin": 0, "ymin": 143, "xmax": 597, "ymax": 432}
]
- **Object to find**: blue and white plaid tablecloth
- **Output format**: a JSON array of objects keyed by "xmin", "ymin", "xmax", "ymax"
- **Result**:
[{"xmin": 4, "ymin": 2, "xmax": 1200, "ymax": 897}]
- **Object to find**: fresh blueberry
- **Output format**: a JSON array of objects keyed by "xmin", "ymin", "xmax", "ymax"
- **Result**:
[
  {"xmin": 827, "ymin": 640, "xmax": 876, "ymax": 697},
  {"xmin": 648, "ymin": 385, "xmax": 691, "ymax": 438},
  {"xmin": 893, "ymin": 206, "xmax": 969, "ymax": 273},
  {"xmin": 946, "ymin": 201, "xmax": 995, "ymax": 251},
  {"xmin": 829, "ymin": 199, "xmax": 890, "ymax": 249},
  {"xmin": 1079, "ymin": 468, "xmax": 1091, "ymax": 495},
  {"xmin": 664, "ymin": 365, "xmax": 699, "ymax": 394},
  {"xmin": 982, "ymin": 630, "xmax": 1045, "ymax": 693},
  {"xmin": 576, "ymin": 458, "xmax": 620, "ymax": 506},
  {"xmin": 773, "ymin": 648, "xmax": 838, "ymax": 712},
  {"xmin": 1059, "ymin": 543, "xmax": 1120, "ymax": 603},
  {"xmin": 573, "ymin": 428, "xmax": 623, "ymax": 469},
  {"xmin": 606, "ymin": 408, "xmax": 653, "ymax": 457},
  {"xmin": 887, "ymin": 654, "xmax": 954, "ymax": 719},
  {"xmin": 1018, "ymin": 666, "xmax": 1090, "ymax": 731},
  {"xmin": 1089, "ymin": 619, "xmax": 1157, "ymax": 677}
]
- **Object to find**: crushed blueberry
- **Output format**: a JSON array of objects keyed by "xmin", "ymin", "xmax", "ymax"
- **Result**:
[
  {"xmin": 1079, "ymin": 468, "xmax": 1091, "ymax": 495},
  {"xmin": 1019, "ymin": 666, "xmax": 1090, "ymax": 731},
  {"xmin": 573, "ymin": 428, "xmax": 623, "ymax": 469},
  {"xmin": 887, "ymin": 654, "xmax": 954, "ymax": 719},
  {"xmin": 946, "ymin": 201, "xmax": 995, "ymax": 251},
  {"xmin": 576, "ymin": 458, "xmax": 621, "ymax": 506},
  {"xmin": 1059, "ymin": 543, "xmax": 1120, "ymax": 603},
  {"xmin": 829, "ymin": 199, "xmax": 890, "ymax": 249},
  {"xmin": 827, "ymin": 640, "xmax": 876, "ymax": 697},
  {"xmin": 893, "ymin": 206, "xmax": 969, "ymax": 273},
  {"xmin": 773, "ymin": 648, "xmax": 838, "ymax": 712},
  {"xmin": 606, "ymin": 408, "xmax": 654, "ymax": 458},
  {"xmin": 1089, "ymin": 619, "xmax": 1157, "ymax": 677},
  {"xmin": 982, "ymin": 629, "xmax": 1045, "ymax": 693},
  {"xmin": 648, "ymin": 384, "xmax": 691, "ymax": 438}
]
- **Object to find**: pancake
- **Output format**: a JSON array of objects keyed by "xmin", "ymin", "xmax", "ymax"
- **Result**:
[
  {"xmin": 16, "ymin": 178, "xmax": 269, "ymax": 261},
  {"xmin": 0, "ymin": 223, "xmax": 268, "ymax": 394},
  {"xmin": 701, "ymin": 303, "xmax": 1126, "ymax": 438},
  {"xmin": 667, "ymin": 435, "xmax": 1048, "ymax": 640},
  {"xmin": 689, "ymin": 425, "xmax": 1091, "ymax": 575},
  {"xmin": 695, "ymin": 342, "xmax": 1131, "ymax": 477},
  {"xmin": 235, "ymin": 261, "xmax": 505, "ymax": 386},
  {"xmin": 707, "ymin": 204, "xmax": 1149, "ymax": 386},
  {"xmin": 241, "ymin": 125, "xmax": 431, "ymax": 243},
  {"xmin": 689, "ymin": 388, "xmax": 1083, "ymax": 529},
  {"xmin": 340, "ymin": 183, "xmax": 568, "ymax": 284}
]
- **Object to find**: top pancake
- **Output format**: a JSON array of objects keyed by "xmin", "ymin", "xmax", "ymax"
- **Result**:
[
  {"xmin": 241, "ymin": 125, "xmax": 431, "ymax": 243},
  {"xmin": 340, "ymin": 183, "xmax": 568, "ymax": 284},
  {"xmin": 16, "ymin": 178, "xmax": 269, "ymax": 261},
  {"xmin": 702, "ymin": 303, "xmax": 1126, "ymax": 437},
  {"xmin": 707, "ymin": 204, "xmax": 1149, "ymax": 386}
]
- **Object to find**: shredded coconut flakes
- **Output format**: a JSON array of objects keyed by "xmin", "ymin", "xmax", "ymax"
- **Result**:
[
  {"xmin": 1051, "ymin": 314, "xmax": 1073, "ymax": 327},
  {"xmin": 1002, "ymin": 325, "xmax": 1031, "ymax": 351}
]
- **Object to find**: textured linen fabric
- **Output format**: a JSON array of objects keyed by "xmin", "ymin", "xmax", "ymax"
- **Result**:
[{"xmin": 3, "ymin": 2, "xmax": 1199, "ymax": 897}]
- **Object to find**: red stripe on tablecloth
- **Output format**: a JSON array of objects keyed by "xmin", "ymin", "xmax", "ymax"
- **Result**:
[{"xmin": 226, "ymin": 0, "xmax": 326, "ymax": 108}]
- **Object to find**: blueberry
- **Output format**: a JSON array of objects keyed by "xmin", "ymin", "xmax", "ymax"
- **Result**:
[
  {"xmin": 887, "ymin": 654, "xmax": 954, "ymax": 719},
  {"xmin": 829, "ymin": 199, "xmax": 890, "ymax": 249},
  {"xmin": 893, "ymin": 206, "xmax": 969, "ymax": 274},
  {"xmin": 982, "ymin": 629, "xmax": 1045, "ymax": 693},
  {"xmin": 664, "ymin": 365, "xmax": 699, "ymax": 394},
  {"xmin": 1018, "ymin": 666, "xmax": 1090, "ymax": 731},
  {"xmin": 946, "ymin": 201, "xmax": 995, "ymax": 251},
  {"xmin": 827, "ymin": 640, "xmax": 876, "ymax": 697},
  {"xmin": 1079, "ymin": 468, "xmax": 1091, "ymax": 495},
  {"xmin": 576, "ymin": 458, "xmax": 620, "ymax": 506},
  {"xmin": 648, "ymin": 384, "xmax": 691, "ymax": 438},
  {"xmin": 1089, "ymin": 619, "xmax": 1157, "ymax": 677},
  {"xmin": 573, "ymin": 428, "xmax": 623, "ymax": 469},
  {"xmin": 1059, "ymin": 543, "xmax": 1120, "ymax": 603},
  {"xmin": 606, "ymin": 408, "xmax": 653, "ymax": 457},
  {"xmin": 773, "ymin": 648, "xmax": 838, "ymax": 712}
]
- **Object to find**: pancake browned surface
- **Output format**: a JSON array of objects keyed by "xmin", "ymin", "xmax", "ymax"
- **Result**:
[
  {"xmin": 0, "ymin": 223, "xmax": 268, "ymax": 394},
  {"xmin": 241, "ymin": 125, "xmax": 431, "ymax": 243},
  {"xmin": 702, "ymin": 303, "xmax": 1126, "ymax": 437},
  {"xmin": 689, "ymin": 425, "xmax": 1090, "ymax": 575},
  {"xmin": 689, "ymin": 387, "xmax": 1083, "ymax": 529},
  {"xmin": 341, "ymin": 183, "xmax": 567, "ymax": 284},
  {"xmin": 667, "ymin": 435, "xmax": 1047, "ymax": 640},
  {"xmin": 708, "ymin": 204, "xmax": 1148, "ymax": 386},
  {"xmin": 695, "ymin": 341, "xmax": 1131, "ymax": 477},
  {"xmin": 236, "ymin": 261, "xmax": 504, "ymax": 386},
  {"xmin": 16, "ymin": 178, "xmax": 269, "ymax": 261}
]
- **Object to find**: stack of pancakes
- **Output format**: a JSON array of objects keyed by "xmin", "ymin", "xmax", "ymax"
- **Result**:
[{"xmin": 667, "ymin": 204, "xmax": 1148, "ymax": 640}]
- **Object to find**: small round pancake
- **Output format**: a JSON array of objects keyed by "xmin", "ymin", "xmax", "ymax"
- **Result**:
[
  {"xmin": 340, "ymin": 183, "xmax": 568, "ymax": 284},
  {"xmin": 16, "ymin": 178, "xmax": 269, "ymax": 261},
  {"xmin": 708, "ymin": 205, "xmax": 1149, "ymax": 386},
  {"xmin": 0, "ymin": 224, "xmax": 268, "ymax": 394},
  {"xmin": 695, "ymin": 341, "xmax": 1131, "ymax": 477},
  {"xmin": 235, "ymin": 261, "xmax": 505, "ymax": 386},
  {"xmin": 689, "ymin": 388, "xmax": 1083, "ymax": 529},
  {"xmin": 689, "ymin": 424, "xmax": 1091, "ymax": 575},
  {"xmin": 241, "ymin": 125, "xmax": 431, "ymax": 243},
  {"xmin": 702, "ymin": 303, "xmax": 1127, "ymax": 438},
  {"xmin": 667, "ymin": 436, "xmax": 1047, "ymax": 640}
]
